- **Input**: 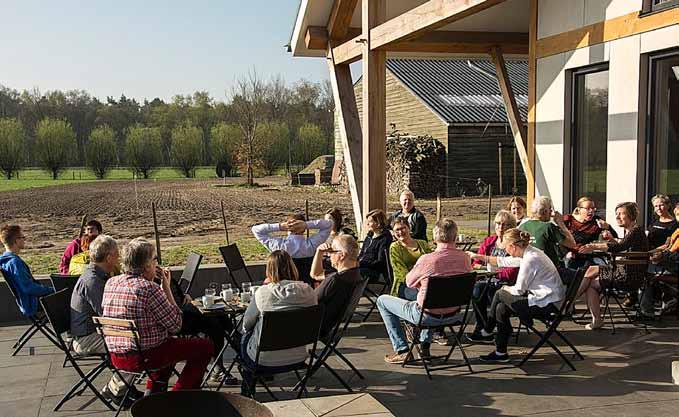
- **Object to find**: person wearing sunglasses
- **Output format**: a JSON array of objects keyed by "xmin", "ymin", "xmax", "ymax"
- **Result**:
[{"xmin": 562, "ymin": 196, "xmax": 617, "ymax": 269}]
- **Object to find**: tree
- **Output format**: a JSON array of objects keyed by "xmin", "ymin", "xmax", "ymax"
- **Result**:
[
  {"xmin": 211, "ymin": 122, "xmax": 240, "ymax": 177},
  {"xmin": 231, "ymin": 70, "xmax": 268, "ymax": 186},
  {"xmin": 125, "ymin": 125, "xmax": 162, "ymax": 179},
  {"xmin": 258, "ymin": 121, "xmax": 290, "ymax": 175},
  {"xmin": 295, "ymin": 123, "xmax": 327, "ymax": 166},
  {"xmin": 170, "ymin": 122, "xmax": 203, "ymax": 178},
  {"xmin": 0, "ymin": 118, "xmax": 25, "ymax": 179},
  {"xmin": 86, "ymin": 125, "xmax": 117, "ymax": 179},
  {"xmin": 35, "ymin": 118, "xmax": 76, "ymax": 179}
]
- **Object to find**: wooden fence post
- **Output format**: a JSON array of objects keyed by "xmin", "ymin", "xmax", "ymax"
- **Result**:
[
  {"xmin": 220, "ymin": 201, "xmax": 230, "ymax": 245},
  {"xmin": 487, "ymin": 184, "xmax": 493, "ymax": 237},
  {"xmin": 152, "ymin": 202, "xmax": 162, "ymax": 265}
]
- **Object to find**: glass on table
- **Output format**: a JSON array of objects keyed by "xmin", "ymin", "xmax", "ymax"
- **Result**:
[
  {"xmin": 221, "ymin": 283, "xmax": 233, "ymax": 302},
  {"xmin": 205, "ymin": 282, "xmax": 217, "ymax": 297}
]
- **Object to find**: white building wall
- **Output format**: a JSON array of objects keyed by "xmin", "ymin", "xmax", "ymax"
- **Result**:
[{"xmin": 534, "ymin": 0, "xmax": 678, "ymax": 231}]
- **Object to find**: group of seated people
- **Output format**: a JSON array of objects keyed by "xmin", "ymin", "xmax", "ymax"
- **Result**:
[{"xmin": 2, "ymin": 189, "xmax": 678, "ymax": 404}]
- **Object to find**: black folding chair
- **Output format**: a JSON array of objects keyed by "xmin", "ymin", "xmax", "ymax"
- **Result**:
[
  {"xmin": 292, "ymin": 256, "xmax": 315, "ymax": 287},
  {"xmin": 402, "ymin": 273, "xmax": 477, "ymax": 379},
  {"xmin": 518, "ymin": 268, "xmax": 586, "ymax": 371},
  {"xmin": 296, "ymin": 278, "xmax": 369, "ymax": 392},
  {"xmin": 219, "ymin": 244, "xmax": 254, "ymax": 290},
  {"xmin": 178, "ymin": 252, "xmax": 203, "ymax": 296},
  {"xmin": 40, "ymin": 290, "xmax": 115, "ymax": 412},
  {"xmin": 1, "ymin": 269, "xmax": 59, "ymax": 356},
  {"xmin": 356, "ymin": 248, "xmax": 392, "ymax": 322},
  {"xmin": 49, "ymin": 273, "xmax": 79, "ymax": 300},
  {"xmin": 238, "ymin": 304, "xmax": 324, "ymax": 400},
  {"xmin": 602, "ymin": 251, "xmax": 651, "ymax": 334}
]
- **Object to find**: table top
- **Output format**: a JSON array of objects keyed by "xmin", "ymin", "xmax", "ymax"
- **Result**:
[{"xmin": 192, "ymin": 297, "xmax": 248, "ymax": 315}]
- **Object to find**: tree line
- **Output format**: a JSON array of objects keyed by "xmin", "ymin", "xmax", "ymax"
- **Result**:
[{"xmin": 0, "ymin": 72, "xmax": 335, "ymax": 182}]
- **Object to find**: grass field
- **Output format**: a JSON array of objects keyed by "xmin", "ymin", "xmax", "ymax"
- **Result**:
[{"xmin": 0, "ymin": 167, "xmax": 219, "ymax": 192}]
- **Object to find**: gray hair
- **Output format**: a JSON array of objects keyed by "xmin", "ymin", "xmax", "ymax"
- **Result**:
[
  {"xmin": 432, "ymin": 218, "xmax": 457, "ymax": 243},
  {"xmin": 332, "ymin": 234, "xmax": 359, "ymax": 260},
  {"xmin": 495, "ymin": 210, "xmax": 517, "ymax": 228},
  {"xmin": 121, "ymin": 238, "xmax": 155, "ymax": 274},
  {"xmin": 89, "ymin": 235, "xmax": 118, "ymax": 263},
  {"xmin": 400, "ymin": 190, "xmax": 415, "ymax": 199},
  {"xmin": 530, "ymin": 196, "xmax": 553, "ymax": 220}
]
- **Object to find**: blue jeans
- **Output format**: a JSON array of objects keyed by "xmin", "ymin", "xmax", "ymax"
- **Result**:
[{"xmin": 377, "ymin": 295, "xmax": 460, "ymax": 353}]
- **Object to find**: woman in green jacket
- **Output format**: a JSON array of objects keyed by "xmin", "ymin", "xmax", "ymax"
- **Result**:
[{"xmin": 389, "ymin": 217, "xmax": 431, "ymax": 299}]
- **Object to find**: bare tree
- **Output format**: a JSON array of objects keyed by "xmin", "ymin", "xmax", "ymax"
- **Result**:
[{"xmin": 230, "ymin": 70, "xmax": 267, "ymax": 186}]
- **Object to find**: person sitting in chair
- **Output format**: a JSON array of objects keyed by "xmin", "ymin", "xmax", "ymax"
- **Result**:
[
  {"xmin": 59, "ymin": 220, "xmax": 102, "ymax": 275},
  {"xmin": 239, "ymin": 250, "xmax": 317, "ymax": 395},
  {"xmin": 478, "ymin": 229, "xmax": 565, "ymax": 363},
  {"xmin": 0, "ymin": 225, "xmax": 54, "ymax": 317},
  {"xmin": 359, "ymin": 209, "xmax": 393, "ymax": 282},
  {"xmin": 377, "ymin": 218, "xmax": 471, "ymax": 364},
  {"xmin": 102, "ymin": 238, "xmax": 213, "ymax": 393},
  {"xmin": 389, "ymin": 217, "xmax": 431, "ymax": 300},
  {"xmin": 390, "ymin": 190, "xmax": 427, "ymax": 241}
]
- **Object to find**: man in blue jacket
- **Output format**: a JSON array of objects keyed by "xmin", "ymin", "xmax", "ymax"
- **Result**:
[{"xmin": 0, "ymin": 225, "xmax": 53, "ymax": 317}]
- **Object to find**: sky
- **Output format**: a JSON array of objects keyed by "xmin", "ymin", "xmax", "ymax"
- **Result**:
[{"xmin": 0, "ymin": 0, "xmax": 329, "ymax": 102}]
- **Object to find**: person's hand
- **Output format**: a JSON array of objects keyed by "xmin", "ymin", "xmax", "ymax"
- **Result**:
[
  {"xmin": 158, "ymin": 267, "xmax": 172, "ymax": 288},
  {"xmin": 317, "ymin": 243, "xmax": 333, "ymax": 253},
  {"xmin": 279, "ymin": 221, "xmax": 289, "ymax": 232},
  {"xmin": 183, "ymin": 294, "xmax": 192, "ymax": 306},
  {"xmin": 288, "ymin": 220, "xmax": 307, "ymax": 234},
  {"xmin": 552, "ymin": 210, "xmax": 564, "ymax": 225},
  {"xmin": 578, "ymin": 244, "xmax": 594, "ymax": 254},
  {"xmin": 650, "ymin": 250, "xmax": 663, "ymax": 264},
  {"xmin": 601, "ymin": 230, "xmax": 613, "ymax": 241},
  {"xmin": 596, "ymin": 218, "xmax": 609, "ymax": 230},
  {"xmin": 465, "ymin": 251, "xmax": 480, "ymax": 261}
]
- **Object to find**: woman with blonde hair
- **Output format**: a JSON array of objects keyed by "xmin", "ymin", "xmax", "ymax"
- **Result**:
[
  {"xmin": 477, "ymin": 228, "xmax": 565, "ymax": 362},
  {"xmin": 239, "ymin": 250, "xmax": 317, "ymax": 395},
  {"xmin": 648, "ymin": 194, "xmax": 678, "ymax": 250},
  {"xmin": 506, "ymin": 196, "xmax": 527, "ymax": 224}
]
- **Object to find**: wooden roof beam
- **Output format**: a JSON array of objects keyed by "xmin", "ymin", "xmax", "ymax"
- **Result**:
[
  {"xmin": 327, "ymin": 0, "xmax": 360, "ymax": 40},
  {"xmin": 330, "ymin": 0, "xmax": 509, "ymax": 63}
]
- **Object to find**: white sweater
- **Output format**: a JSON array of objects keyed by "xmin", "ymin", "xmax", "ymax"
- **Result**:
[{"xmin": 505, "ymin": 246, "xmax": 564, "ymax": 307}]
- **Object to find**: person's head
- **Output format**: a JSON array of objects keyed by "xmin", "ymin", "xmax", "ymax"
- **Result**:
[
  {"xmin": 265, "ymin": 250, "xmax": 299, "ymax": 283},
  {"xmin": 674, "ymin": 204, "xmax": 679, "ymax": 221},
  {"xmin": 392, "ymin": 217, "xmax": 413, "ymax": 243},
  {"xmin": 399, "ymin": 190, "xmax": 415, "ymax": 213},
  {"xmin": 651, "ymin": 194, "xmax": 672, "ymax": 218},
  {"xmin": 507, "ymin": 196, "xmax": 527, "ymax": 221},
  {"xmin": 328, "ymin": 234, "xmax": 359, "ymax": 269},
  {"xmin": 286, "ymin": 213, "xmax": 306, "ymax": 235},
  {"xmin": 502, "ymin": 228, "xmax": 531, "ymax": 257},
  {"xmin": 89, "ymin": 235, "xmax": 120, "ymax": 273},
  {"xmin": 0, "ymin": 225, "xmax": 25, "ymax": 252},
  {"xmin": 574, "ymin": 197, "xmax": 597, "ymax": 221},
  {"xmin": 494, "ymin": 210, "xmax": 517, "ymax": 239},
  {"xmin": 530, "ymin": 196, "xmax": 553, "ymax": 221},
  {"xmin": 614, "ymin": 202, "xmax": 639, "ymax": 228},
  {"xmin": 432, "ymin": 218, "xmax": 457, "ymax": 244},
  {"xmin": 325, "ymin": 208, "xmax": 343, "ymax": 234},
  {"xmin": 365, "ymin": 209, "xmax": 388, "ymax": 234},
  {"xmin": 121, "ymin": 238, "xmax": 157, "ymax": 280},
  {"xmin": 84, "ymin": 220, "xmax": 102, "ymax": 239}
]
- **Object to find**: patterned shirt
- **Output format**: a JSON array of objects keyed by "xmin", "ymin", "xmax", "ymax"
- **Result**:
[{"xmin": 102, "ymin": 274, "xmax": 182, "ymax": 354}]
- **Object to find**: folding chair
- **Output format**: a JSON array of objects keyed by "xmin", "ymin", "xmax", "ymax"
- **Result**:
[
  {"xmin": 518, "ymin": 268, "xmax": 586, "ymax": 371},
  {"xmin": 602, "ymin": 251, "xmax": 651, "ymax": 334},
  {"xmin": 356, "ymin": 248, "xmax": 392, "ymax": 322},
  {"xmin": 178, "ymin": 252, "xmax": 203, "ymax": 296},
  {"xmin": 40, "ymin": 290, "xmax": 115, "ymax": 412},
  {"xmin": 292, "ymin": 256, "xmax": 315, "ymax": 287},
  {"xmin": 295, "ymin": 278, "xmax": 369, "ymax": 392},
  {"xmin": 219, "ymin": 244, "xmax": 254, "ymax": 290},
  {"xmin": 92, "ymin": 316, "xmax": 174, "ymax": 417},
  {"xmin": 238, "ymin": 304, "xmax": 324, "ymax": 400},
  {"xmin": 1, "ymin": 269, "xmax": 59, "ymax": 356},
  {"xmin": 402, "ymin": 273, "xmax": 477, "ymax": 379},
  {"xmin": 49, "ymin": 273, "xmax": 79, "ymax": 300}
]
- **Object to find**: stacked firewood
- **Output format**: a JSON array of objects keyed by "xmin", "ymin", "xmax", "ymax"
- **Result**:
[{"xmin": 386, "ymin": 133, "xmax": 446, "ymax": 198}]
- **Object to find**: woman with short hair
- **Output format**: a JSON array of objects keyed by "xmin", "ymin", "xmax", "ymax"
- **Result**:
[
  {"xmin": 519, "ymin": 196, "xmax": 577, "ymax": 267},
  {"xmin": 562, "ymin": 196, "xmax": 617, "ymax": 269},
  {"xmin": 647, "ymin": 194, "xmax": 678, "ymax": 250},
  {"xmin": 358, "ymin": 209, "xmax": 393, "ymax": 281},
  {"xmin": 506, "ymin": 196, "xmax": 527, "ymax": 225},
  {"xmin": 578, "ymin": 202, "xmax": 650, "ymax": 329},
  {"xmin": 389, "ymin": 217, "xmax": 431, "ymax": 299}
]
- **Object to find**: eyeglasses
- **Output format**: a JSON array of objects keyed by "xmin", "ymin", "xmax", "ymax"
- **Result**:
[{"xmin": 579, "ymin": 206, "xmax": 596, "ymax": 211}]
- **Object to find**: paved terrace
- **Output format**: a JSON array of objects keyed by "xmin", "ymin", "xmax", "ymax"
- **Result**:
[{"xmin": 2, "ymin": 303, "xmax": 678, "ymax": 417}]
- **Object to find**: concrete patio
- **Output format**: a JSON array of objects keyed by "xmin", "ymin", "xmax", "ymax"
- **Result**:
[{"xmin": 1, "ymin": 303, "xmax": 678, "ymax": 417}]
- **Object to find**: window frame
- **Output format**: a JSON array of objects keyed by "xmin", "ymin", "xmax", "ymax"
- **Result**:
[
  {"xmin": 563, "ymin": 62, "xmax": 610, "ymax": 216},
  {"xmin": 642, "ymin": 0, "xmax": 679, "ymax": 14}
]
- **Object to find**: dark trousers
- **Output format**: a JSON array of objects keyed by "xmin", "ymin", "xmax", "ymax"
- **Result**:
[
  {"xmin": 485, "ymin": 290, "xmax": 553, "ymax": 354},
  {"xmin": 110, "ymin": 337, "xmax": 213, "ymax": 393},
  {"xmin": 472, "ymin": 281, "xmax": 501, "ymax": 333},
  {"xmin": 181, "ymin": 303, "xmax": 232, "ymax": 371}
]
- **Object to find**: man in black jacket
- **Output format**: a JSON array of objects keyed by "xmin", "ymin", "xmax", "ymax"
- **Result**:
[{"xmin": 391, "ymin": 190, "xmax": 428, "ymax": 241}]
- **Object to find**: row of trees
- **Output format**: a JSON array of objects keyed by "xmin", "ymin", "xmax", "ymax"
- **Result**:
[{"xmin": 0, "ymin": 72, "xmax": 335, "ymax": 181}]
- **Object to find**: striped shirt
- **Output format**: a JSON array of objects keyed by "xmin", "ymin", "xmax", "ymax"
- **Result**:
[{"xmin": 102, "ymin": 274, "xmax": 182, "ymax": 354}]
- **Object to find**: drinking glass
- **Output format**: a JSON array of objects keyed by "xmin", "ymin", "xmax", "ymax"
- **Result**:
[
  {"xmin": 242, "ymin": 282, "xmax": 251, "ymax": 293},
  {"xmin": 222, "ymin": 283, "xmax": 231, "ymax": 291},
  {"xmin": 205, "ymin": 283, "xmax": 217, "ymax": 297}
]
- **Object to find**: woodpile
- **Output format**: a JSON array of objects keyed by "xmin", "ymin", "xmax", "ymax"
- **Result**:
[{"xmin": 386, "ymin": 133, "xmax": 446, "ymax": 198}]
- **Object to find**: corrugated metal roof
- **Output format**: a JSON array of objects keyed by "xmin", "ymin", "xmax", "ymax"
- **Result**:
[{"xmin": 385, "ymin": 58, "xmax": 528, "ymax": 124}]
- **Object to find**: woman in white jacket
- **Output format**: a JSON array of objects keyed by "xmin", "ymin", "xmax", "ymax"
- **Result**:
[
  {"xmin": 476, "ymin": 228, "xmax": 565, "ymax": 363},
  {"xmin": 239, "ymin": 250, "xmax": 317, "ymax": 395}
]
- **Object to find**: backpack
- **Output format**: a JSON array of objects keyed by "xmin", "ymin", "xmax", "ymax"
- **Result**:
[{"xmin": 68, "ymin": 251, "xmax": 90, "ymax": 276}]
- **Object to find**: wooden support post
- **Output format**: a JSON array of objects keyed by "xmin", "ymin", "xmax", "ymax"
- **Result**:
[
  {"xmin": 151, "ymin": 202, "xmax": 162, "ymax": 265},
  {"xmin": 220, "ymin": 201, "xmax": 229, "ymax": 245},
  {"xmin": 361, "ymin": 0, "xmax": 387, "ymax": 217},
  {"xmin": 328, "ymin": 52, "xmax": 364, "ymax": 231},
  {"xmin": 305, "ymin": 199, "xmax": 310, "ymax": 240},
  {"xmin": 527, "ymin": 0, "xmax": 538, "ymax": 203},
  {"xmin": 498, "ymin": 142, "xmax": 503, "ymax": 195},
  {"xmin": 490, "ymin": 46, "xmax": 534, "ymax": 202},
  {"xmin": 436, "ymin": 193, "xmax": 442, "ymax": 223},
  {"xmin": 487, "ymin": 184, "xmax": 493, "ymax": 237}
]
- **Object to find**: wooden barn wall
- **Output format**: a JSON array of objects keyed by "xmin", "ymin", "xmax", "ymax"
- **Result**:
[{"xmin": 447, "ymin": 125, "xmax": 528, "ymax": 197}]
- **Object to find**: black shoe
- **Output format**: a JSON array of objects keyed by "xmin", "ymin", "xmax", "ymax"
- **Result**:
[
  {"xmin": 103, "ymin": 390, "xmax": 135, "ymax": 409},
  {"xmin": 479, "ymin": 351, "xmax": 510, "ymax": 363},
  {"xmin": 466, "ymin": 332, "xmax": 494, "ymax": 344},
  {"xmin": 419, "ymin": 344, "xmax": 432, "ymax": 361},
  {"xmin": 125, "ymin": 387, "xmax": 144, "ymax": 401}
]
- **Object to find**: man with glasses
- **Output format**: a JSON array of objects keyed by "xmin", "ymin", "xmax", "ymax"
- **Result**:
[{"xmin": 0, "ymin": 225, "xmax": 54, "ymax": 317}]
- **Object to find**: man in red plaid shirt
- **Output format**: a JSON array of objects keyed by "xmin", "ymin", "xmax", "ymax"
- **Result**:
[{"xmin": 102, "ymin": 238, "xmax": 213, "ymax": 393}]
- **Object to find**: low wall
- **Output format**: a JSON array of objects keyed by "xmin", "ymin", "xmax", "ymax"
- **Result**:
[{"xmin": 0, "ymin": 262, "xmax": 267, "ymax": 326}]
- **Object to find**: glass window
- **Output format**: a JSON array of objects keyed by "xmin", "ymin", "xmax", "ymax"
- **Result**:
[
  {"xmin": 648, "ymin": 52, "xmax": 679, "ymax": 211},
  {"xmin": 570, "ymin": 67, "xmax": 609, "ymax": 216},
  {"xmin": 643, "ymin": 0, "xmax": 679, "ymax": 13}
]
